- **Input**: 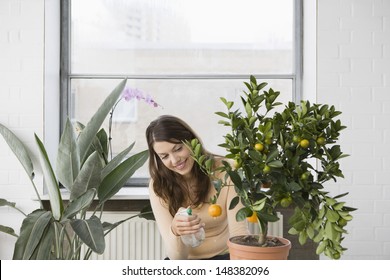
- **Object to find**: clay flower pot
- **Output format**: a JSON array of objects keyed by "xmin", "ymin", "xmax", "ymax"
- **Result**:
[{"xmin": 227, "ymin": 235, "xmax": 291, "ymax": 260}]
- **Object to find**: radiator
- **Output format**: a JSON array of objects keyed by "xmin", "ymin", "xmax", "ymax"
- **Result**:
[
  {"xmin": 81, "ymin": 212, "xmax": 166, "ymax": 260},
  {"xmin": 82, "ymin": 212, "xmax": 283, "ymax": 260}
]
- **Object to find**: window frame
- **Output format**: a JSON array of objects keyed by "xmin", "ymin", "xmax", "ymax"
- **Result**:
[{"xmin": 60, "ymin": 0, "xmax": 303, "ymax": 188}]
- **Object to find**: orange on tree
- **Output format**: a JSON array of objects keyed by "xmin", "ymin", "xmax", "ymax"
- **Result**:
[
  {"xmin": 316, "ymin": 136, "xmax": 326, "ymax": 146},
  {"xmin": 254, "ymin": 143, "xmax": 264, "ymax": 152},
  {"xmin": 233, "ymin": 159, "xmax": 241, "ymax": 169},
  {"xmin": 263, "ymin": 165, "xmax": 271, "ymax": 174},
  {"xmin": 208, "ymin": 203, "xmax": 222, "ymax": 218},
  {"xmin": 299, "ymin": 139, "xmax": 310, "ymax": 149},
  {"xmin": 292, "ymin": 135, "xmax": 301, "ymax": 143},
  {"xmin": 246, "ymin": 211, "xmax": 258, "ymax": 223},
  {"xmin": 301, "ymin": 172, "xmax": 309, "ymax": 180}
]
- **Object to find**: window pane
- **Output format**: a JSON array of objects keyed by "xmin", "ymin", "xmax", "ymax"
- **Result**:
[
  {"xmin": 71, "ymin": 78, "xmax": 292, "ymax": 177},
  {"xmin": 71, "ymin": 0, "xmax": 293, "ymax": 75}
]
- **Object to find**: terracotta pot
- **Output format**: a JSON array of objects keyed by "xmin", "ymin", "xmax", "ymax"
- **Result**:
[{"xmin": 227, "ymin": 235, "xmax": 291, "ymax": 260}]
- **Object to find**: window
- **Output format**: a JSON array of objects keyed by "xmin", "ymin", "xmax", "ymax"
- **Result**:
[{"xmin": 61, "ymin": 0, "xmax": 303, "ymax": 184}]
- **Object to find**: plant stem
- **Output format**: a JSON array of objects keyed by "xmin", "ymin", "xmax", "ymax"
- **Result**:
[{"xmin": 108, "ymin": 99, "xmax": 121, "ymax": 161}]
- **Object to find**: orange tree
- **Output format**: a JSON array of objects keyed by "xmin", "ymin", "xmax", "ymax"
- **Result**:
[{"xmin": 188, "ymin": 76, "xmax": 356, "ymax": 259}]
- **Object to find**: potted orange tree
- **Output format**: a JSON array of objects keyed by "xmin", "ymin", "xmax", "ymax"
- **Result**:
[{"xmin": 188, "ymin": 76, "xmax": 356, "ymax": 260}]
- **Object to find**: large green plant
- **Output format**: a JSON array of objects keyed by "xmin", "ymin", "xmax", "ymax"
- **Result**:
[
  {"xmin": 0, "ymin": 79, "xmax": 152, "ymax": 259},
  {"xmin": 188, "ymin": 76, "xmax": 356, "ymax": 259}
]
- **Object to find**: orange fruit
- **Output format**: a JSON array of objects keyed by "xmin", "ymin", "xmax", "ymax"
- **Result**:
[
  {"xmin": 292, "ymin": 135, "xmax": 301, "ymax": 143},
  {"xmin": 263, "ymin": 165, "xmax": 271, "ymax": 174},
  {"xmin": 254, "ymin": 143, "xmax": 264, "ymax": 152},
  {"xmin": 316, "ymin": 137, "xmax": 326, "ymax": 146},
  {"xmin": 300, "ymin": 139, "xmax": 310, "ymax": 148},
  {"xmin": 208, "ymin": 204, "xmax": 222, "ymax": 218},
  {"xmin": 301, "ymin": 172, "xmax": 309, "ymax": 180},
  {"xmin": 246, "ymin": 211, "xmax": 258, "ymax": 223}
]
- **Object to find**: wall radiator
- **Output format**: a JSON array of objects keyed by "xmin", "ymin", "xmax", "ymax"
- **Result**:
[{"xmin": 82, "ymin": 212, "xmax": 283, "ymax": 260}]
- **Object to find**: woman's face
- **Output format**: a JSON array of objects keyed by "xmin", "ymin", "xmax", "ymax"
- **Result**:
[{"xmin": 153, "ymin": 141, "xmax": 195, "ymax": 178}]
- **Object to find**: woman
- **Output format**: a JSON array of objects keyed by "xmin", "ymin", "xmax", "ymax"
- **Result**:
[{"xmin": 146, "ymin": 115, "xmax": 249, "ymax": 260}]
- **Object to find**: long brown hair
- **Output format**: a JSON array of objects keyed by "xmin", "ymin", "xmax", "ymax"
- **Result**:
[{"xmin": 146, "ymin": 115, "xmax": 211, "ymax": 216}]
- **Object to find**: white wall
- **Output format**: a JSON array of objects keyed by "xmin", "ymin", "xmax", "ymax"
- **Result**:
[
  {"xmin": 317, "ymin": 0, "xmax": 390, "ymax": 259},
  {"xmin": 0, "ymin": 0, "xmax": 45, "ymax": 259},
  {"xmin": 0, "ymin": 0, "xmax": 389, "ymax": 260}
]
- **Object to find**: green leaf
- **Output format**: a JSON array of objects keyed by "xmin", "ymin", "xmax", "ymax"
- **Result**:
[
  {"xmin": 101, "ymin": 142, "xmax": 135, "ymax": 179},
  {"xmin": 0, "ymin": 123, "xmax": 35, "ymax": 179},
  {"xmin": 70, "ymin": 151, "xmax": 102, "ymax": 201},
  {"xmin": 62, "ymin": 189, "xmax": 96, "ymax": 220},
  {"xmin": 215, "ymin": 111, "xmax": 229, "ymax": 119},
  {"xmin": 306, "ymin": 225, "xmax": 315, "ymax": 239},
  {"xmin": 0, "ymin": 198, "xmax": 16, "ymax": 208},
  {"xmin": 326, "ymin": 209, "xmax": 340, "ymax": 222},
  {"xmin": 245, "ymin": 101, "xmax": 252, "ymax": 117},
  {"xmin": 139, "ymin": 203, "xmax": 155, "ymax": 221},
  {"xmin": 98, "ymin": 150, "xmax": 148, "ymax": 203},
  {"xmin": 35, "ymin": 134, "xmax": 63, "ymax": 220},
  {"xmin": 13, "ymin": 210, "xmax": 52, "ymax": 260},
  {"xmin": 56, "ymin": 118, "xmax": 80, "ymax": 190},
  {"xmin": 252, "ymin": 197, "xmax": 267, "ymax": 211},
  {"xmin": 236, "ymin": 207, "xmax": 251, "ymax": 222},
  {"xmin": 286, "ymin": 181, "xmax": 302, "ymax": 191},
  {"xmin": 0, "ymin": 225, "xmax": 18, "ymax": 237},
  {"xmin": 226, "ymin": 170, "xmax": 242, "ymax": 188},
  {"xmin": 265, "ymin": 149, "xmax": 279, "ymax": 163},
  {"xmin": 78, "ymin": 79, "xmax": 127, "ymax": 163},
  {"xmin": 324, "ymin": 220, "xmax": 337, "ymax": 240},
  {"xmin": 229, "ymin": 196, "xmax": 240, "ymax": 210},
  {"xmin": 288, "ymin": 227, "xmax": 299, "ymax": 235},
  {"xmin": 299, "ymin": 231, "xmax": 308, "ymax": 245},
  {"xmin": 257, "ymin": 211, "xmax": 280, "ymax": 223},
  {"xmin": 34, "ymin": 223, "xmax": 55, "ymax": 260},
  {"xmin": 248, "ymin": 150, "xmax": 263, "ymax": 162},
  {"xmin": 267, "ymin": 160, "xmax": 283, "ymax": 168},
  {"xmin": 316, "ymin": 240, "xmax": 327, "ymax": 255},
  {"xmin": 71, "ymin": 215, "xmax": 105, "ymax": 254}
]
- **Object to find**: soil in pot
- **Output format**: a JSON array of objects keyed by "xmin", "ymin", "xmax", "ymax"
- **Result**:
[
  {"xmin": 228, "ymin": 235, "xmax": 291, "ymax": 260},
  {"xmin": 230, "ymin": 235, "xmax": 285, "ymax": 247}
]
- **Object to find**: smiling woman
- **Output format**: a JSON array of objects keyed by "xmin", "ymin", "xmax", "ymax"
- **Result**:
[
  {"xmin": 145, "ymin": 115, "xmax": 249, "ymax": 260},
  {"xmin": 153, "ymin": 141, "xmax": 195, "ymax": 177}
]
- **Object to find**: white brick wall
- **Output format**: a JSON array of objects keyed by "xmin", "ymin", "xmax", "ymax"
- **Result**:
[
  {"xmin": 0, "ymin": 0, "xmax": 389, "ymax": 260},
  {"xmin": 318, "ymin": 0, "xmax": 390, "ymax": 259},
  {"xmin": 0, "ymin": 0, "xmax": 44, "ymax": 259}
]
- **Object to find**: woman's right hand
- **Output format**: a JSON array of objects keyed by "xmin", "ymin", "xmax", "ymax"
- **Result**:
[{"xmin": 171, "ymin": 207, "xmax": 205, "ymax": 236}]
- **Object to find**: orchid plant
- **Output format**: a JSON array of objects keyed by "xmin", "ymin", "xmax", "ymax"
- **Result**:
[
  {"xmin": 0, "ymin": 79, "xmax": 159, "ymax": 259},
  {"xmin": 108, "ymin": 87, "xmax": 160, "ymax": 159}
]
